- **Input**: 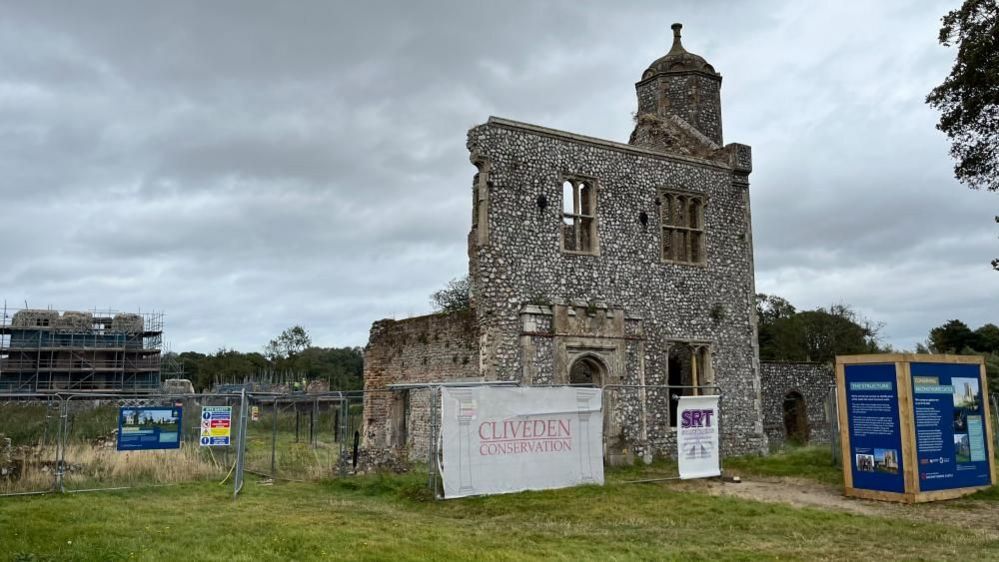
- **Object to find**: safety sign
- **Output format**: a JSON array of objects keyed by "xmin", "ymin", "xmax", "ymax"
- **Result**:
[{"xmin": 200, "ymin": 406, "xmax": 232, "ymax": 447}]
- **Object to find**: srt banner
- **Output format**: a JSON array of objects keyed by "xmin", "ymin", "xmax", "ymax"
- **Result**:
[
  {"xmin": 439, "ymin": 386, "xmax": 603, "ymax": 499},
  {"xmin": 677, "ymin": 395, "xmax": 721, "ymax": 479}
]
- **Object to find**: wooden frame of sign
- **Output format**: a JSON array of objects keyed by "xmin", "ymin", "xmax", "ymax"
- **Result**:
[{"xmin": 836, "ymin": 354, "xmax": 996, "ymax": 503}]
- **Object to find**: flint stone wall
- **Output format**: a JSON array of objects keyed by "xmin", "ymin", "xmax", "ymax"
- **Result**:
[
  {"xmin": 636, "ymin": 73, "xmax": 723, "ymax": 146},
  {"xmin": 759, "ymin": 361, "xmax": 835, "ymax": 449},
  {"xmin": 466, "ymin": 117, "xmax": 766, "ymax": 457}
]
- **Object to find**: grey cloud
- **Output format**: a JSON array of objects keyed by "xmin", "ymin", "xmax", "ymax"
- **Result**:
[{"xmin": 0, "ymin": 0, "xmax": 993, "ymax": 353}]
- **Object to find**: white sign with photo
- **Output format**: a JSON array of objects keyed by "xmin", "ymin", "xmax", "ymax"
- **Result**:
[
  {"xmin": 439, "ymin": 386, "xmax": 603, "ymax": 499},
  {"xmin": 677, "ymin": 395, "xmax": 721, "ymax": 479}
]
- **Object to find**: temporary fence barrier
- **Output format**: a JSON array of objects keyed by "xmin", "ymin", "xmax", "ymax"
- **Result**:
[
  {"xmin": 0, "ymin": 393, "xmax": 62, "ymax": 497},
  {"xmin": 0, "ymin": 391, "xmax": 249, "ymax": 498},
  {"xmin": 2, "ymin": 383, "xmax": 728, "ymax": 501},
  {"xmin": 241, "ymin": 391, "xmax": 363, "ymax": 482}
]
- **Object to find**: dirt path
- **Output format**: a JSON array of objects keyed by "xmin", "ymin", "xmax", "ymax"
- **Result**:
[{"xmin": 676, "ymin": 477, "xmax": 999, "ymax": 538}]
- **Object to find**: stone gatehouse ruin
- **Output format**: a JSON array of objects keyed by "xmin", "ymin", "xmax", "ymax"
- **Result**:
[{"xmin": 362, "ymin": 24, "xmax": 769, "ymax": 464}]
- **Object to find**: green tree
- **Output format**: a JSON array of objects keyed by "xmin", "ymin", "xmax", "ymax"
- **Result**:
[
  {"xmin": 264, "ymin": 325, "xmax": 312, "ymax": 360},
  {"xmin": 923, "ymin": 319, "xmax": 999, "ymax": 395},
  {"xmin": 177, "ymin": 351, "xmax": 208, "ymax": 391},
  {"xmin": 984, "ymin": 353, "xmax": 999, "ymax": 395},
  {"xmin": 430, "ymin": 275, "xmax": 471, "ymax": 313},
  {"xmin": 756, "ymin": 293, "xmax": 798, "ymax": 361},
  {"xmin": 791, "ymin": 307, "xmax": 881, "ymax": 363},
  {"xmin": 284, "ymin": 346, "xmax": 364, "ymax": 390},
  {"xmin": 756, "ymin": 295, "xmax": 882, "ymax": 363},
  {"xmin": 926, "ymin": 0, "xmax": 999, "ymax": 269},
  {"xmin": 756, "ymin": 293, "xmax": 797, "ymax": 324},
  {"xmin": 973, "ymin": 323, "xmax": 999, "ymax": 352},
  {"xmin": 928, "ymin": 319, "xmax": 979, "ymax": 353}
]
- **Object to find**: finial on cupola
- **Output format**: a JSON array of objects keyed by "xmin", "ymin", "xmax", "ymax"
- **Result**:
[{"xmin": 669, "ymin": 23, "xmax": 686, "ymax": 55}]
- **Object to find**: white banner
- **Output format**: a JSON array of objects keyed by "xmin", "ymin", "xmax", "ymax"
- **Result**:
[
  {"xmin": 439, "ymin": 386, "xmax": 604, "ymax": 499},
  {"xmin": 677, "ymin": 395, "xmax": 721, "ymax": 479}
]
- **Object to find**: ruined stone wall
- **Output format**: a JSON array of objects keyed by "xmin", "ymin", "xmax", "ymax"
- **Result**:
[
  {"xmin": 760, "ymin": 361, "xmax": 835, "ymax": 449},
  {"xmin": 361, "ymin": 310, "xmax": 479, "ymax": 462},
  {"xmin": 466, "ymin": 117, "xmax": 765, "ymax": 456}
]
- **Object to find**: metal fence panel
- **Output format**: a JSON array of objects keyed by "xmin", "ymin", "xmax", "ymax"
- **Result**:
[
  {"xmin": 57, "ymin": 393, "xmax": 244, "ymax": 493},
  {"xmin": 0, "ymin": 394, "xmax": 61, "ymax": 496},
  {"xmin": 242, "ymin": 392, "xmax": 361, "ymax": 482}
]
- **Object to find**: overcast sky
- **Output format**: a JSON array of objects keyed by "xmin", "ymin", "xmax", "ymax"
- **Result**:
[{"xmin": 1, "ymin": 0, "xmax": 994, "ymax": 354}]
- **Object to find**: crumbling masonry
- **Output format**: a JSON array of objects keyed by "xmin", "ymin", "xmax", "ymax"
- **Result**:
[{"xmin": 363, "ymin": 24, "xmax": 769, "ymax": 465}]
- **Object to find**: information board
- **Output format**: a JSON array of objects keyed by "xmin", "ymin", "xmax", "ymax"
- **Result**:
[
  {"xmin": 200, "ymin": 406, "xmax": 232, "ymax": 447},
  {"xmin": 911, "ymin": 362, "xmax": 992, "ymax": 491},
  {"xmin": 837, "ymin": 354, "xmax": 995, "ymax": 503},
  {"xmin": 843, "ymin": 364, "xmax": 905, "ymax": 493},
  {"xmin": 117, "ymin": 407, "xmax": 182, "ymax": 451}
]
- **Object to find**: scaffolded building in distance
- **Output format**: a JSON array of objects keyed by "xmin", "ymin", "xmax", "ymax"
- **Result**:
[{"xmin": 0, "ymin": 308, "xmax": 163, "ymax": 392}]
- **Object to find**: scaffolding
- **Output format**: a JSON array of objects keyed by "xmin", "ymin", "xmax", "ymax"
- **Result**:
[{"xmin": 0, "ymin": 305, "xmax": 164, "ymax": 392}]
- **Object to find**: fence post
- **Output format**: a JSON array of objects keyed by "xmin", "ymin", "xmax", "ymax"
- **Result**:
[
  {"xmin": 426, "ymin": 387, "xmax": 433, "ymax": 493},
  {"xmin": 234, "ymin": 389, "xmax": 248, "ymax": 499},
  {"xmin": 337, "ymin": 396, "xmax": 349, "ymax": 478},
  {"xmin": 271, "ymin": 396, "xmax": 278, "ymax": 476},
  {"xmin": 310, "ymin": 397, "xmax": 316, "ymax": 448},
  {"xmin": 427, "ymin": 386, "xmax": 438, "ymax": 498},
  {"xmin": 56, "ymin": 395, "xmax": 68, "ymax": 493},
  {"xmin": 717, "ymin": 392, "xmax": 725, "ymax": 476}
]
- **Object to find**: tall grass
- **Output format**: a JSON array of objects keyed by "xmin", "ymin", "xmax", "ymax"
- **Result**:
[
  {"xmin": 62, "ymin": 444, "xmax": 226, "ymax": 489},
  {"xmin": 1, "ymin": 443, "xmax": 227, "ymax": 494}
]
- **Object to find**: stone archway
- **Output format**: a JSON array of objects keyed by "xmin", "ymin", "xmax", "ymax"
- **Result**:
[
  {"xmin": 566, "ymin": 354, "xmax": 628, "ymax": 464},
  {"xmin": 569, "ymin": 355, "xmax": 605, "ymax": 386},
  {"xmin": 782, "ymin": 391, "xmax": 809, "ymax": 444}
]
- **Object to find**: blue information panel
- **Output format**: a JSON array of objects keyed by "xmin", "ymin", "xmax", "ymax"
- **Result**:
[
  {"xmin": 911, "ymin": 362, "xmax": 991, "ymax": 491},
  {"xmin": 844, "ymin": 364, "xmax": 905, "ymax": 493},
  {"xmin": 117, "ymin": 407, "xmax": 183, "ymax": 451}
]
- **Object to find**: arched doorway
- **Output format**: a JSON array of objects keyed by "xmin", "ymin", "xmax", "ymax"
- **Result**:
[
  {"xmin": 782, "ymin": 391, "xmax": 809, "ymax": 444},
  {"xmin": 569, "ymin": 355, "xmax": 605, "ymax": 386},
  {"xmin": 567, "ymin": 355, "xmax": 625, "ymax": 463}
]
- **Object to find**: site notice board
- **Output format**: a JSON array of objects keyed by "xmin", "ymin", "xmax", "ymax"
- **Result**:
[{"xmin": 836, "ymin": 354, "xmax": 996, "ymax": 503}]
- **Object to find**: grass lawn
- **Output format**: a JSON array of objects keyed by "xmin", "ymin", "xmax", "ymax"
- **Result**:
[
  {"xmin": 2, "ymin": 453, "xmax": 999, "ymax": 562},
  {"xmin": 724, "ymin": 446, "xmax": 843, "ymax": 485}
]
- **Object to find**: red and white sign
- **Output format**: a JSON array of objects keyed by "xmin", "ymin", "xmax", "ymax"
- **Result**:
[{"xmin": 439, "ymin": 386, "xmax": 603, "ymax": 498}]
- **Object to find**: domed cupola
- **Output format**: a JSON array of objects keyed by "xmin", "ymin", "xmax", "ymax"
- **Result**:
[
  {"xmin": 633, "ymin": 23, "xmax": 724, "ymax": 146},
  {"xmin": 642, "ymin": 23, "xmax": 719, "ymax": 79}
]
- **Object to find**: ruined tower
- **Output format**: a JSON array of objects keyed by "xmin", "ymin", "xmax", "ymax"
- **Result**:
[
  {"xmin": 363, "ymin": 24, "xmax": 765, "ymax": 465},
  {"xmin": 633, "ymin": 23, "xmax": 723, "ymax": 147}
]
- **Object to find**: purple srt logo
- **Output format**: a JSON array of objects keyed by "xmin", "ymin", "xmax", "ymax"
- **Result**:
[{"xmin": 681, "ymin": 409, "xmax": 714, "ymax": 428}]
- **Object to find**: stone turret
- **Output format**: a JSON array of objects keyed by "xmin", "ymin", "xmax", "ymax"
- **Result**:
[{"xmin": 631, "ymin": 23, "xmax": 723, "ymax": 148}]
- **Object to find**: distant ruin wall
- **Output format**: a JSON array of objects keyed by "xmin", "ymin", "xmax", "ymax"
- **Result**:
[
  {"xmin": 361, "ymin": 310, "xmax": 480, "ymax": 463},
  {"xmin": 760, "ymin": 361, "xmax": 835, "ymax": 449}
]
